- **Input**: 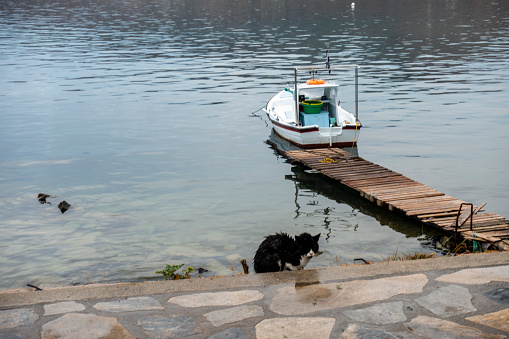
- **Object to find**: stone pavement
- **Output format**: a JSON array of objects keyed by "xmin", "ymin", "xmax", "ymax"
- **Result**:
[{"xmin": 1, "ymin": 252, "xmax": 509, "ymax": 338}]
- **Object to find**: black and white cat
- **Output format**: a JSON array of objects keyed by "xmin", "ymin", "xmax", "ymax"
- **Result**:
[{"xmin": 254, "ymin": 232, "xmax": 320, "ymax": 273}]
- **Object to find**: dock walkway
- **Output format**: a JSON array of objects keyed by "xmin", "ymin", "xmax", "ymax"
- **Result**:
[{"xmin": 282, "ymin": 148, "xmax": 509, "ymax": 251}]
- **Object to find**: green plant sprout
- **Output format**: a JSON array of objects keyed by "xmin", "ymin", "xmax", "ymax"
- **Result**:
[{"xmin": 155, "ymin": 264, "xmax": 194, "ymax": 280}]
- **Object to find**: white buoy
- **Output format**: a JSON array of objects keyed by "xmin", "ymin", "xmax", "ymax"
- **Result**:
[{"xmin": 351, "ymin": 2, "xmax": 355, "ymax": 9}]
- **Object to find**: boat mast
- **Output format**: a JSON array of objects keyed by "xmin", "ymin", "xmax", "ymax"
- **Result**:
[{"xmin": 294, "ymin": 68, "xmax": 299, "ymax": 125}]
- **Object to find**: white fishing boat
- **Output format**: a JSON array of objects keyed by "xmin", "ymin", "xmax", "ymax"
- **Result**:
[{"xmin": 264, "ymin": 65, "xmax": 361, "ymax": 148}]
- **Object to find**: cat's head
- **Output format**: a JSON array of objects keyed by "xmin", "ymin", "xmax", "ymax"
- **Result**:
[{"xmin": 295, "ymin": 233, "xmax": 320, "ymax": 257}]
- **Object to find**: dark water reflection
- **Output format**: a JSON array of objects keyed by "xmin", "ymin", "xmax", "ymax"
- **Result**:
[{"xmin": 0, "ymin": 0, "xmax": 508, "ymax": 288}]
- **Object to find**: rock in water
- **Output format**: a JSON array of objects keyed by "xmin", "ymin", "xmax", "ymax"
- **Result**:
[
  {"xmin": 38, "ymin": 193, "xmax": 51, "ymax": 204},
  {"xmin": 58, "ymin": 201, "xmax": 71, "ymax": 213}
]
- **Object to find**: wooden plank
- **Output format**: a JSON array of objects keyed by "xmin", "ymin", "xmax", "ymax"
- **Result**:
[
  {"xmin": 339, "ymin": 178, "xmax": 411, "ymax": 188},
  {"xmin": 435, "ymin": 215, "xmax": 505, "ymax": 228},
  {"xmin": 406, "ymin": 204, "xmax": 463, "ymax": 217},
  {"xmin": 374, "ymin": 188, "xmax": 442, "ymax": 200},
  {"xmin": 363, "ymin": 183, "xmax": 426, "ymax": 194},
  {"xmin": 322, "ymin": 169, "xmax": 392, "ymax": 180},
  {"xmin": 390, "ymin": 196, "xmax": 461, "ymax": 209},
  {"xmin": 385, "ymin": 192, "xmax": 446, "ymax": 204},
  {"xmin": 312, "ymin": 162, "xmax": 380, "ymax": 172},
  {"xmin": 337, "ymin": 172, "xmax": 404, "ymax": 182},
  {"xmin": 342, "ymin": 175, "xmax": 407, "ymax": 186},
  {"xmin": 458, "ymin": 224, "xmax": 509, "ymax": 233},
  {"xmin": 403, "ymin": 203, "xmax": 464, "ymax": 214},
  {"xmin": 474, "ymin": 231, "xmax": 509, "ymax": 239},
  {"xmin": 419, "ymin": 211, "xmax": 465, "ymax": 219},
  {"xmin": 308, "ymin": 158, "xmax": 371, "ymax": 166},
  {"xmin": 472, "ymin": 220, "xmax": 509, "ymax": 228},
  {"xmin": 426, "ymin": 220, "xmax": 509, "ymax": 230},
  {"xmin": 323, "ymin": 167, "xmax": 392, "ymax": 176},
  {"xmin": 355, "ymin": 180, "xmax": 422, "ymax": 191}
]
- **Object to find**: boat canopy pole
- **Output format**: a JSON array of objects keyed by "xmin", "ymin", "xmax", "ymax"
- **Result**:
[
  {"xmin": 294, "ymin": 68, "xmax": 299, "ymax": 125},
  {"xmin": 355, "ymin": 66, "xmax": 359, "ymax": 122}
]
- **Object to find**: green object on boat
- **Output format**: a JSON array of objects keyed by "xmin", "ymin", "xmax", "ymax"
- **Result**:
[{"xmin": 302, "ymin": 100, "xmax": 323, "ymax": 114}]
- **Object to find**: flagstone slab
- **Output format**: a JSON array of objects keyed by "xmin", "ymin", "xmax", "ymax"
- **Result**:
[
  {"xmin": 339, "ymin": 323, "xmax": 402, "ymax": 339},
  {"xmin": 466, "ymin": 308, "xmax": 509, "ymax": 333},
  {"xmin": 208, "ymin": 327, "xmax": 249, "ymax": 339},
  {"xmin": 415, "ymin": 285, "xmax": 476, "ymax": 317},
  {"xmin": 255, "ymin": 317, "xmax": 335, "ymax": 339},
  {"xmin": 93, "ymin": 296, "xmax": 164, "ymax": 312},
  {"xmin": 204, "ymin": 305, "xmax": 264, "ymax": 327},
  {"xmin": 343, "ymin": 301, "xmax": 406, "ymax": 325},
  {"xmin": 44, "ymin": 301, "xmax": 86, "ymax": 316},
  {"xmin": 168, "ymin": 290, "xmax": 263, "ymax": 308},
  {"xmin": 41, "ymin": 313, "xmax": 134, "ymax": 339},
  {"xmin": 436, "ymin": 265, "xmax": 509, "ymax": 285},
  {"xmin": 138, "ymin": 315, "xmax": 200, "ymax": 338},
  {"xmin": 483, "ymin": 287, "xmax": 509, "ymax": 305},
  {"xmin": 270, "ymin": 274, "xmax": 427, "ymax": 315},
  {"xmin": 404, "ymin": 315, "xmax": 504, "ymax": 339},
  {"xmin": 0, "ymin": 309, "xmax": 38, "ymax": 329}
]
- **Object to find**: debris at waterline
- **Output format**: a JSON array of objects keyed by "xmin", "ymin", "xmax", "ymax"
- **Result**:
[{"xmin": 37, "ymin": 193, "xmax": 71, "ymax": 213}]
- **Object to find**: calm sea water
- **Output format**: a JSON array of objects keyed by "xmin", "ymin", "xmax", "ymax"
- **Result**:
[{"xmin": 1, "ymin": 0, "xmax": 508, "ymax": 289}]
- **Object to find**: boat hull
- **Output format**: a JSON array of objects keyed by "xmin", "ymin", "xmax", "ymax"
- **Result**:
[{"xmin": 267, "ymin": 113, "xmax": 361, "ymax": 149}]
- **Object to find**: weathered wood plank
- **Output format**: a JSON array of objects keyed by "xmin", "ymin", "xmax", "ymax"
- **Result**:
[
  {"xmin": 374, "ymin": 188, "xmax": 443, "ymax": 201},
  {"xmin": 390, "ymin": 196, "xmax": 462, "ymax": 209}
]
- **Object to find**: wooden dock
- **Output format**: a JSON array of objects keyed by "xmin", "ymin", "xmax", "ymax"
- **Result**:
[{"xmin": 282, "ymin": 148, "xmax": 509, "ymax": 251}]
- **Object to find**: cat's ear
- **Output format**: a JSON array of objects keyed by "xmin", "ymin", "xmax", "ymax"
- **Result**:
[{"xmin": 313, "ymin": 233, "xmax": 321, "ymax": 242}]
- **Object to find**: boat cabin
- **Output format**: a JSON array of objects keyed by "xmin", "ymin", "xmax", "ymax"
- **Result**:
[{"xmin": 297, "ymin": 82, "xmax": 340, "ymax": 127}]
